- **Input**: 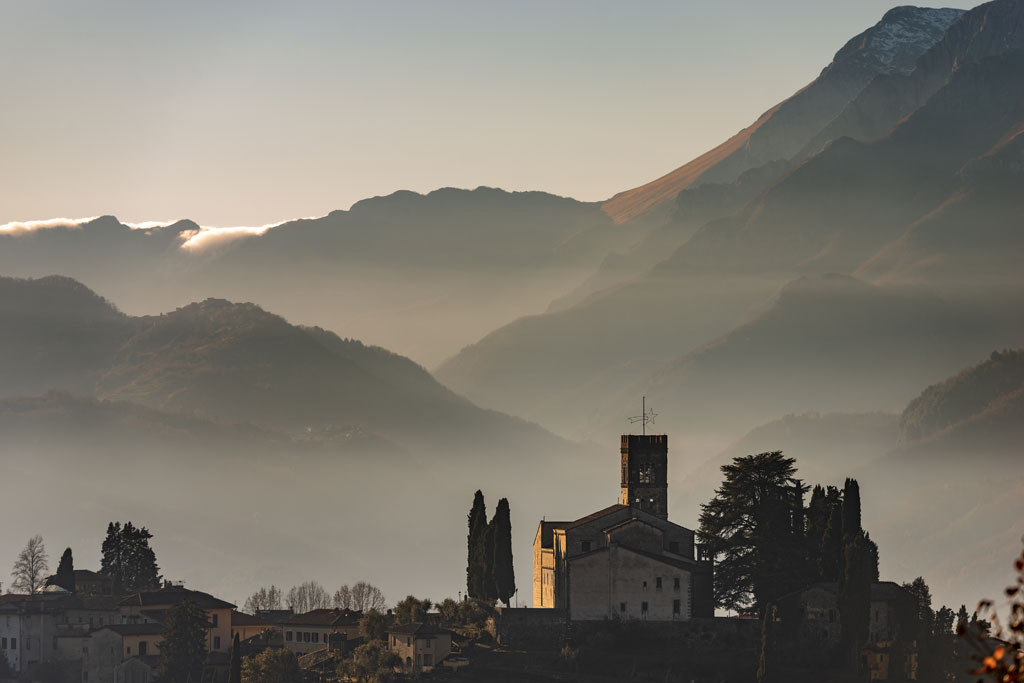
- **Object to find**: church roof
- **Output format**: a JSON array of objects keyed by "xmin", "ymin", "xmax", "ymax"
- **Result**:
[
  {"xmin": 566, "ymin": 543, "xmax": 704, "ymax": 570},
  {"xmin": 564, "ymin": 504, "xmax": 630, "ymax": 530}
]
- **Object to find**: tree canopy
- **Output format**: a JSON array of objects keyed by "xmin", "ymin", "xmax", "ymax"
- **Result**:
[
  {"xmin": 698, "ymin": 452, "xmax": 808, "ymax": 612},
  {"xmin": 156, "ymin": 599, "xmax": 207, "ymax": 683},
  {"xmin": 101, "ymin": 522, "xmax": 161, "ymax": 594},
  {"xmin": 11, "ymin": 535, "xmax": 49, "ymax": 594}
]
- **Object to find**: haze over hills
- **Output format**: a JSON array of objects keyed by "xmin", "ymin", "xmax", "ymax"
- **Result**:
[
  {"xmin": 0, "ymin": 188, "xmax": 628, "ymax": 366},
  {"xmin": 0, "ymin": 275, "xmax": 615, "ymax": 604},
  {"xmin": 437, "ymin": 0, "xmax": 1024, "ymax": 447}
]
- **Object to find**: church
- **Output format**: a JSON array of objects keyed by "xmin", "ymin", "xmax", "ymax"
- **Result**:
[{"xmin": 532, "ymin": 434, "xmax": 714, "ymax": 620}]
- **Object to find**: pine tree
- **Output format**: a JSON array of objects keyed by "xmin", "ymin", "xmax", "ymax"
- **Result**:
[
  {"xmin": 227, "ymin": 634, "xmax": 241, "ymax": 683},
  {"xmin": 157, "ymin": 599, "xmax": 207, "ymax": 683},
  {"xmin": 492, "ymin": 498, "xmax": 516, "ymax": 607},
  {"xmin": 467, "ymin": 491, "xmax": 488, "ymax": 599},
  {"xmin": 956, "ymin": 604, "xmax": 969, "ymax": 631},
  {"xmin": 51, "ymin": 547, "xmax": 75, "ymax": 592},
  {"xmin": 101, "ymin": 521, "xmax": 161, "ymax": 594}
]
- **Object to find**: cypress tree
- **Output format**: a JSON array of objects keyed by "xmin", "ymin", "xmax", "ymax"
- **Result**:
[
  {"xmin": 842, "ymin": 478, "xmax": 861, "ymax": 541},
  {"xmin": 53, "ymin": 548, "xmax": 75, "ymax": 592},
  {"xmin": 839, "ymin": 535, "xmax": 872, "ymax": 662},
  {"xmin": 227, "ymin": 634, "xmax": 241, "ymax": 683},
  {"xmin": 820, "ymin": 503, "xmax": 843, "ymax": 582},
  {"xmin": 492, "ymin": 498, "xmax": 516, "ymax": 607},
  {"xmin": 483, "ymin": 515, "xmax": 498, "ymax": 602},
  {"xmin": 466, "ymin": 491, "xmax": 488, "ymax": 599}
]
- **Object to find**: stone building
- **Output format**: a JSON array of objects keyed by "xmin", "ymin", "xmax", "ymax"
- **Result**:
[
  {"xmin": 533, "ymin": 434, "xmax": 713, "ymax": 620},
  {"xmin": 387, "ymin": 623, "xmax": 451, "ymax": 674},
  {"xmin": 276, "ymin": 608, "xmax": 362, "ymax": 655}
]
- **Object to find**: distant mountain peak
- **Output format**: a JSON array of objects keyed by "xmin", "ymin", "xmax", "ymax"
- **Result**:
[{"xmin": 831, "ymin": 5, "xmax": 964, "ymax": 76}]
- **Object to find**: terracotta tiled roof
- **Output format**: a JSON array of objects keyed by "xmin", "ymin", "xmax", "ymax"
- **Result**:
[{"xmin": 231, "ymin": 610, "xmax": 274, "ymax": 627}]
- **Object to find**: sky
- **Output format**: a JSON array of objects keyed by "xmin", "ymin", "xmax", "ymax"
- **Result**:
[{"xmin": 0, "ymin": 0, "xmax": 983, "ymax": 226}]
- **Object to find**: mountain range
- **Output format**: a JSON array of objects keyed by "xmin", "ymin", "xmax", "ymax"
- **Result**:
[{"xmin": 1, "ymin": 0, "xmax": 1021, "ymax": 611}]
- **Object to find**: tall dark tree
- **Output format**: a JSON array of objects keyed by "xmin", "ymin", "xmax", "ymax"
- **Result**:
[
  {"xmin": 52, "ymin": 547, "xmax": 75, "ymax": 592},
  {"xmin": 820, "ymin": 503, "xmax": 843, "ymax": 583},
  {"xmin": 227, "ymin": 634, "xmax": 241, "ymax": 683},
  {"xmin": 467, "ymin": 491, "xmax": 488, "ymax": 599},
  {"xmin": 698, "ymin": 451, "xmax": 808, "ymax": 613},
  {"xmin": 838, "ymin": 535, "xmax": 873, "ymax": 661},
  {"xmin": 492, "ymin": 498, "xmax": 516, "ymax": 607},
  {"xmin": 156, "ymin": 599, "xmax": 207, "ymax": 683},
  {"xmin": 757, "ymin": 604, "xmax": 779, "ymax": 683},
  {"xmin": 100, "ymin": 522, "xmax": 161, "ymax": 594},
  {"xmin": 842, "ymin": 478, "xmax": 861, "ymax": 540},
  {"xmin": 482, "ymin": 516, "xmax": 498, "ymax": 602}
]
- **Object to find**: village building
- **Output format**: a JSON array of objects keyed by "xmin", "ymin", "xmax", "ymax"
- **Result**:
[
  {"xmin": 119, "ymin": 586, "xmax": 235, "ymax": 653},
  {"xmin": 387, "ymin": 622, "xmax": 451, "ymax": 674},
  {"xmin": 276, "ymin": 608, "xmax": 362, "ymax": 655},
  {"xmin": 230, "ymin": 610, "xmax": 274, "ymax": 642},
  {"xmin": 533, "ymin": 434, "xmax": 714, "ymax": 620}
]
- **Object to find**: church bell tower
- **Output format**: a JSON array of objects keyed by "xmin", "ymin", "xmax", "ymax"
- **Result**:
[{"xmin": 620, "ymin": 434, "xmax": 668, "ymax": 520}]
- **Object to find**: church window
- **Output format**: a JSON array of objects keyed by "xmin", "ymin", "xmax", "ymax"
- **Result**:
[
  {"xmin": 674, "ymin": 577, "xmax": 681, "ymax": 590},
  {"xmin": 656, "ymin": 577, "xmax": 662, "ymax": 591},
  {"xmin": 673, "ymin": 599, "xmax": 680, "ymax": 615},
  {"xmin": 639, "ymin": 463, "xmax": 654, "ymax": 483},
  {"xmin": 581, "ymin": 541, "xmax": 591, "ymax": 552}
]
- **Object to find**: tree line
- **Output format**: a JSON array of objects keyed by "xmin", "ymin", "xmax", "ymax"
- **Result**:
[
  {"xmin": 7, "ymin": 521, "xmax": 161, "ymax": 595},
  {"xmin": 242, "ymin": 580, "xmax": 387, "ymax": 615}
]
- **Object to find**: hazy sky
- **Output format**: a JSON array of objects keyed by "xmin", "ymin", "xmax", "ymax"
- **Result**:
[{"xmin": 1, "ymin": 0, "xmax": 981, "ymax": 226}]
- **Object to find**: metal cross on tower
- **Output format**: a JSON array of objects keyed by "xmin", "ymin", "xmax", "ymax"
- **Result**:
[{"xmin": 627, "ymin": 396, "xmax": 657, "ymax": 435}]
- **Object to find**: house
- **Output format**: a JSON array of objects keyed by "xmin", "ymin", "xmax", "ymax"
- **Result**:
[
  {"xmin": 45, "ymin": 570, "xmax": 115, "ymax": 596},
  {"xmin": 84, "ymin": 625, "xmax": 164, "ymax": 683},
  {"xmin": 533, "ymin": 434, "xmax": 714, "ymax": 620},
  {"xmin": 276, "ymin": 608, "xmax": 362, "ymax": 655},
  {"xmin": 387, "ymin": 623, "xmax": 451, "ymax": 674},
  {"xmin": 119, "ymin": 586, "xmax": 235, "ymax": 653},
  {"xmin": 230, "ymin": 611, "xmax": 274, "ymax": 642},
  {"xmin": 0, "ymin": 593, "xmax": 120, "ymax": 674}
]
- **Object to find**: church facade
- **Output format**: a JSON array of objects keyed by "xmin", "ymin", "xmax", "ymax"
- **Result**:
[{"xmin": 532, "ymin": 434, "xmax": 714, "ymax": 620}]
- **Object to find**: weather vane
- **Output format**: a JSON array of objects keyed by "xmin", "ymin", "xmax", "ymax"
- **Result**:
[{"xmin": 627, "ymin": 396, "xmax": 657, "ymax": 435}]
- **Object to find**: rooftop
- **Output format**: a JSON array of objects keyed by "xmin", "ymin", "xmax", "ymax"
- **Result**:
[{"xmin": 120, "ymin": 586, "xmax": 235, "ymax": 610}]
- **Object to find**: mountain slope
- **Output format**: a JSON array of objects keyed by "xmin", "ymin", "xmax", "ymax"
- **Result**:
[
  {"xmin": 0, "ymin": 276, "xmax": 572, "ymax": 456},
  {"xmin": 600, "ymin": 5, "xmax": 963, "ymax": 224}
]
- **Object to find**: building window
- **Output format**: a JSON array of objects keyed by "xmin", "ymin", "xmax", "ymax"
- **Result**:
[
  {"xmin": 655, "ymin": 577, "xmax": 662, "ymax": 591},
  {"xmin": 10, "ymin": 638, "xmax": 15, "ymax": 650},
  {"xmin": 424, "ymin": 638, "xmax": 432, "ymax": 648},
  {"xmin": 312, "ymin": 633, "xmax": 318, "ymax": 643},
  {"xmin": 407, "ymin": 637, "xmax": 411, "ymax": 646},
  {"xmin": 303, "ymin": 632, "xmax": 310, "ymax": 643},
  {"xmin": 619, "ymin": 603, "xmax": 626, "ymax": 613},
  {"xmin": 642, "ymin": 581, "xmax": 647, "ymax": 592},
  {"xmin": 405, "ymin": 657, "xmax": 411, "ymax": 666},
  {"xmin": 674, "ymin": 577, "xmax": 681, "ymax": 590},
  {"xmin": 211, "ymin": 614, "xmax": 218, "ymax": 627},
  {"xmin": 673, "ymin": 600, "xmax": 681, "ymax": 616},
  {"xmin": 126, "ymin": 647, "xmax": 131, "ymax": 655},
  {"xmin": 641, "ymin": 602, "xmax": 648, "ymax": 615},
  {"xmin": 139, "ymin": 642, "xmax": 147, "ymax": 656},
  {"xmin": 581, "ymin": 541, "xmax": 591, "ymax": 552},
  {"xmin": 423, "ymin": 653, "xmax": 433, "ymax": 667},
  {"xmin": 213, "ymin": 636, "xmax": 221, "ymax": 650},
  {"xmin": 286, "ymin": 631, "xmax": 293, "ymax": 641},
  {"xmin": 1, "ymin": 637, "xmax": 6, "ymax": 649}
]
